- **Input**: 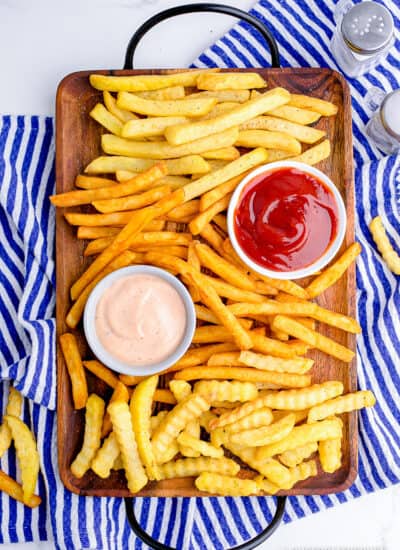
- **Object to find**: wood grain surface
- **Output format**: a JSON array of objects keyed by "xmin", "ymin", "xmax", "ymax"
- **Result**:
[{"xmin": 55, "ymin": 68, "xmax": 356, "ymax": 497}]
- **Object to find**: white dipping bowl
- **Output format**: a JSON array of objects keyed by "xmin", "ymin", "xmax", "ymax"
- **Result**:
[
  {"xmin": 227, "ymin": 161, "xmax": 347, "ymax": 280},
  {"xmin": 83, "ymin": 265, "xmax": 196, "ymax": 376}
]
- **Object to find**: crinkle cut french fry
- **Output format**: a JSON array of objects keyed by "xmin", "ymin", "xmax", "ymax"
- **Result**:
[
  {"xmin": 0, "ymin": 387, "xmax": 23, "ymax": 458},
  {"xmin": 71, "ymin": 394, "xmax": 105, "ymax": 478},
  {"xmin": 194, "ymin": 380, "xmax": 258, "ymax": 403},
  {"xmin": 174, "ymin": 366, "xmax": 311, "ymax": 388},
  {"xmin": 91, "ymin": 431, "xmax": 120, "ymax": 479},
  {"xmin": 319, "ymin": 437, "xmax": 342, "ymax": 473},
  {"xmin": 229, "ymin": 413, "xmax": 296, "ymax": 447},
  {"xmin": 207, "ymin": 351, "xmax": 243, "ymax": 366},
  {"xmin": 151, "ymin": 393, "xmax": 210, "ymax": 463},
  {"xmin": 307, "ymin": 390, "xmax": 376, "ymax": 422},
  {"xmin": 150, "ymin": 411, "xmax": 169, "ymax": 434},
  {"xmin": 254, "ymin": 475, "xmax": 279, "ymax": 495},
  {"xmin": 177, "ymin": 432, "xmax": 223, "ymax": 458},
  {"xmin": 279, "ymin": 442, "xmax": 318, "ymax": 468},
  {"xmin": 257, "ymin": 381, "xmax": 344, "ymax": 410},
  {"xmin": 4, "ymin": 415, "xmax": 40, "ymax": 504},
  {"xmin": 0, "ymin": 470, "xmax": 41, "ymax": 508},
  {"xmin": 59, "ymin": 333, "xmax": 88, "ymax": 409},
  {"xmin": 256, "ymin": 417, "xmax": 343, "ymax": 460},
  {"xmin": 273, "ymin": 409, "xmax": 309, "ymax": 425},
  {"xmin": 169, "ymin": 380, "xmax": 192, "ymax": 402},
  {"xmin": 306, "ymin": 242, "xmax": 362, "ymax": 298},
  {"xmin": 101, "ymin": 381, "xmax": 130, "ymax": 439},
  {"xmin": 271, "ymin": 315, "xmax": 355, "ymax": 363},
  {"xmin": 159, "ymin": 456, "xmax": 239, "ymax": 479},
  {"xmin": 130, "ymin": 375, "xmax": 160, "ymax": 480},
  {"xmin": 195, "ymin": 472, "xmax": 259, "ymax": 496},
  {"xmin": 285, "ymin": 459, "xmax": 318, "ymax": 489},
  {"xmin": 168, "ymin": 380, "xmax": 199, "ymax": 457},
  {"xmin": 108, "ymin": 401, "xmax": 148, "ymax": 493},
  {"xmin": 238, "ymin": 351, "xmax": 314, "ymax": 374},
  {"xmin": 369, "ymin": 216, "xmax": 400, "ymax": 275},
  {"xmin": 225, "ymin": 406, "xmax": 273, "ymax": 434}
]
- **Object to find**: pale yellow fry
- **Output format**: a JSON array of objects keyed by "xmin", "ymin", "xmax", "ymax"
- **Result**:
[
  {"xmin": 122, "ymin": 116, "xmax": 188, "ymax": 139},
  {"xmin": 180, "ymin": 419, "xmax": 201, "ymax": 458},
  {"xmin": 103, "ymin": 91, "xmax": 137, "ymax": 122},
  {"xmin": 224, "ymin": 407, "xmax": 273, "ymax": 433},
  {"xmin": 102, "ymin": 128, "xmax": 238, "ymax": 160},
  {"xmin": 59, "ymin": 333, "xmax": 88, "ymax": 409},
  {"xmin": 272, "ymin": 409, "xmax": 309, "ymax": 426},
  {"xmin": 236, "ymin": 129, "xmax": 302, "ymax": 154},
  {"xmin": 177, "ymin": 432, "xmax": 223, "ymax": 458},
  {"xmin": 151, "ymin": 393, "xmax": 210, "ymax": 463},
  {"xmin": 290, "ymin": 139, "xmax": 331, "ymax": 166},
  {"xmin": 117, "ymin": 91, "xmax": 217, "ymax": 117},
  {"xmin": 279, "ymin": 442, "xmax": 318, "ymax": 468},
  {"xmin": 240, "ymin": 115, "xmax": 326, "ymax": 143},
  {"xmin": 0, "ymin": 470, "xmax": 41, "ymax": 508},
  {"xmin": 101, "ymin": 380, "xmax": 130, "ymax": 438},
  {"xmin": 370, "ymin": 216, "xmax": 400, "ymax": 274},
  {"xmin": 308, "ymin": 390, "xmax": 376, "ymax": 422},
  {"xmin": 165, "ymin": 88, "xmax": 290, "ymax": 145},
  {"xmin": 194, "ymin": 380, "xmax": 257, "ymax": 404},
  {"xmin": 289, "ymin": 94, "xmax": 338, "ymax": 116},
  {"xmin": 90, "ymin": 103, "xmax": 123, "ymax": 136},
  {"xmin": 3, "ymin": 415, "xmax": 39, "ymax": 504},
  {"xmin": 198, "ymin": 102, "xmax": 239, "ymax": 121},
  {"xmin": 70, "ymin": 394, "xmax": 105, "ymax": 479},
  {"xmin": 150, "ymin": 411, "xmax": 169, "ymax": 435},
  {"xmin": 169, "ymin": 380, "xmax": 192, "ymax": 402},
  {"xmin": 91, "ymin": 432, "xmax": 120, "ymax": 479},
  {"xmin": 85, "ymin": 155, "xmax": 210, "ymax": 176},
  {"xmin": 306, "ymin": 242, "xmax": 362, "ymax": 298},
  {"xmin": 0, "ymin": 387, "xmax": 23, "ymax": 458},
  {"xmin": 256, "ymin": 417, "xmax": 343, "ymax": 460},
  {"xmin": 159, "ymin": 457, "xmax": 239, "ymax": 480},
  {"xmin": 168, "ymin": 380, "xmax": 198, "ymax": 456},
  {"xmin": 229, "ymin": 413, "xmax": 296, "ymax": 447},
  {"xmin": 189, "ymin": 90, "xmax": 250, "ymax": 102},
  {"xmin": 319, "ymin": 437, "xmax": 342, "ymax": 473},
  {"xmin": 254, "ymin": 476, "xmax": 280, "ymax": 495},
  {"xmin": 197, "ymin": 72, "xmax": 266, "ymax": 90},
  {"xmin": 131, "ymin": 375, "xmax": 160, "ymax": 481},
  {"xmin": 238, "ymin": 350, "xmax": 314, "ymax": 374},
  {"xmin": 257, "ymin": 381, "xmax": 344, "ymax": 411},
  {"xmin": 183, "ymin": 147, "xmax": 269, "ymax": 201},
  {"xmin": 92, "ymin": 184, "xmax": 171, "ymax": 214},
  {"xmin": 202, "ymin": 147, "xmax": 240, "ymax": 161},
  {"xmin": 286, "ymin": 459, "xmax": 318, "ymax": 489},
  {"xmin": 195, "ymin": 472, "xmax": 258, "ymax": 496},
  {"xmin": 271, "ymin": 315, "xmax": 355, "ymax": 363},
  {"xmin": 135, "ymin": 85, "xmax": 185, "ymax": 100},
  {"xmin": 268, "ymin": 104, "xmax": 321, "ymax": 124},
  {"xmin": 90, "ymin": 70, "xmax": 219, "ymax": 92},
  {"xmin": 108, "ymin": 401, "xmax": 148, "ymax": 493}
]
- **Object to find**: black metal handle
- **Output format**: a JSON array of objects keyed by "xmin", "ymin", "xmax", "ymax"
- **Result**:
[
  {"xmin": 125, "ymin": 496, "xmax": 286, "ymax": 550},
  {"xmin": 123, "ymin": 3, "xmax": 280, "ymax": 70}
]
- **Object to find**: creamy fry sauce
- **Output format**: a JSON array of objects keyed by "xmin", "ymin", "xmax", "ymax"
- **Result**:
[{"xmin": 95, "ymin": 274, "xmax": 187, "ymax": 365}]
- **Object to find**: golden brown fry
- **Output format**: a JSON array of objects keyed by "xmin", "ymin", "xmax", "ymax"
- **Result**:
[
  {"xmin": 131, "ymin": 375, "xmax": 161, "ymax": 480},
  {"xmin": 92, "ymin": 184, "xmax": 171, "ymax": 213},
  {"xmin": 288, "ymin": 94, "xmax": 338, "ymax": 116},
  {"xmin": 240, "ymin": 115, "xmax": 326, "ymax": 143},
  {"xmin": 59, "ymin": 333, "xmax": 88, "ymax": 409},
  {"xmin": 195, "ymin": 472, "xmax": 258, "ymax": 496},
  {"xmin": 71, "ymin": 394, "xmax": 105, "ymax": 478},
  {"xmin": 369, "ymin": 216, "xmax": 400, "ymax": 274},
  {"xmin": 194, "ymin": 304, "xmax": 219, "ymax": 324},
  {"xmin": 165, "ymin": 88, "xmax": 290, "ymax": 145},
  {"xmin": 153, "ymin": 389, "xmax": 177, "ymax": 405},
  {"xmin": 319, "ymin": 435, "xmax": 342, "ymax": 473},
  {"xmin": 271, "ymin": 315, "xmax": 355, "ymax": 363},
  {"xmin": 200, "ymin": 174, "xmax": 243, "ymax": 211},
  {"xmin": 75, "ymin": 174, "xmax": 117, "ymax": 189},
  {"xmin": 194, "ymin": 380, "xmax": 258, "ymax": 403},
  {"xmin": 279, "ymin": 442, "xmax": 318, "ymax": 468},
  {"xmin": 306, "ymin": 243, "xmax": 362, "ymax": 298},
  {"xmin": 85, "ymin": 231, "xmax": 192, "ymax": 256},
  {"xmin": 108, "ymin": 401, "xmax": 148, "ymax": 493},
  {"xmin": 258, "ymin": 381, "xmax": 344, "ymax": 410},
  {"xmin": 159, "ymin": 456, "xmax": 239, "ymax": 479},
  {"xmin": 203, "ymin": 275, "xmax": 267, "ymax": 303},
  {"xmin": 0, "ymin": 470, "xmax": 41, "ymax": 508},
  {"xmin": 91, "ymin": 432, "xmax": 120, "ymax": 478},
  {"xmin": 238, "ymin": 351, "xmax": 314, "ymax": 374},
  {"xmin": 307, "ymin": 390, "xmax": 376, "ymax": 422},
  {"xmin": 229, "ymin": 413, "xmax": 296, "ymax": 447},
  {"xmin": 82, "ymin": 359, "xmax": 120, "ymax": 389},
  {"xmin": 0, "ymin": 387, "xmax": 23, "ymax": 458},
  {"xmin": 166, "ymin": 343, "xmax": 238, "ymax": 373},
  {"xmin": 77, "ymin": 226, "xmax": 121, "ymax": 239},
  {"xmin": 151, "ymin": 393, "xmax": 210, "ymax": 463},
  {"xmin": 66, "ymin": 250, "xmax": 136, "ymax": 329},
  {"xmin": 51, "ymin": 163, "xmax": 166, "ymax": 207},
  {"xmin": 236, "ymin": 130, "xmax": 302, "ymax": 154},
  {"xmin": 65, "ymin": 210, "xmax": 140, "ymax": 227},
  {"xmin": 167, "ymin": 200, "xmax": 200, "ymax": 221},
  {"xmin": 189, "ymin": 195, "xmax": 231, "ymax": 235}
]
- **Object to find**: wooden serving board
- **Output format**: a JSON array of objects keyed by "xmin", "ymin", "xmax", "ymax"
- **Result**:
[{"xmin": 56, "ymin": 68, "xmax": 356, "ymax": 497}]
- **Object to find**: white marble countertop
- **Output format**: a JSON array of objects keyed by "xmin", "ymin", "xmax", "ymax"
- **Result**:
[{"xmin": 0, "ymin": 0, "xmax": 399, "ymax": 548}]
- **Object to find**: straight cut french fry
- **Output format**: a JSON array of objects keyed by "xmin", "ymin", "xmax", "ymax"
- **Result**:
[
  {"xmin": 290, "ymin": 139, "xmax": 331, "ymax": 166},
  {"xmin": 135, "ymin": 85, "xmax": 185, "ymax": 100},
  {"xmin": 85, "ymin": 155, "xmax": 210, "ymax": 176},
  {"xmin": 59, "ymin": 333, "xmax": 88, "ymax": 409},
  {"xmin": 197, "ymin": 72, "xmax": 267, "ymax": 91},
  {"xmin": 122, "ymin": 116, "xmax": 188, "ymax": 138},
  {"xmin": 103, "ymin": 91, "xmax": 137, "ymax": 122},
  {"xmin": 200, "ymin": 174, "xmax": 243, "ymax": 211},
  {"xmin": 189, "ymin": 195, "xmax": 231, "ymax": 235},
  {"xmin": 288, "ymin": 94, "xmax": 338, "ymax": 116},
  {"xmin": 240, "ymin": 115, "xmax": 326, "ymax": 144},
  {"xmin": 90, "ymin": 103, "xmax": 123, "ymax": 136},
  {"xmin": 117, "ymin": 92, "xmax": 217, "ymax": 117},
  {"xmin": 236, "ymin": 130, "xmax": 302, "ymax": 154},
  {"xmin": 92, "ymin": 184, "xmax": 171, "ymax": 213},
  {"xmin": 75, "ymin": 174, "xmax": 117, "ymax": 189},
  {"xmin": 82, "ymin": 359, "xmax": 120, "ymax": 389},
  {"xmin": 267, "ymin": 105, "xmax": 321, "ymax": 124},
  {"xmin": 369, "ymin": 216, "xmax": 400, "ymax": 274}
]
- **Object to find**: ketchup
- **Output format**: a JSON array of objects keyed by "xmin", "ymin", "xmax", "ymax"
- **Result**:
[{"xmin": 234, "ymin": 168, "xmax": 339, "ymax": 272}]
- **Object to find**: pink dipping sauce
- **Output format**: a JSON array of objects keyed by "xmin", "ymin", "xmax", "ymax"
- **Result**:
[{"xmin": 95, "ymin": 274, "xmax": 187, "ymax": 366}]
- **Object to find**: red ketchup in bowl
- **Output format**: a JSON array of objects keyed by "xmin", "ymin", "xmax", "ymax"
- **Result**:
[{"xmin": 234, "ymin": 167, "xmax": 339, "ymax": 272}]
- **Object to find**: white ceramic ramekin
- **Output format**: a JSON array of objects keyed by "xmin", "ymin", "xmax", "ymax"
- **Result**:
[
  {"xmin": 83, "ymin": 265, "xmax": 196, "ymax": 376},
  {"xmin": 227, "ymin": 161, "xmax": 347, "ymax": 280}
]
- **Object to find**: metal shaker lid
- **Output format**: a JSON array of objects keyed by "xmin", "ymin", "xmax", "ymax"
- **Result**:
[
  {"xmin": 341, "ymin": 2, "xmax": 394, "ymax": 54},
  {"xmin": 380, "ymin": 89, "xmax": 400, "ymax": 141}
]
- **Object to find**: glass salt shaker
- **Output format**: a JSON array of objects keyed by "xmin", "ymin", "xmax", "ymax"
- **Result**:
[
  {"xmin": 366, "ymin": 89, "xmax": 400, "ymax": 154},
  {"xmin": 331, "ymin": 1, "xmax": 394, "ymax": 78}
]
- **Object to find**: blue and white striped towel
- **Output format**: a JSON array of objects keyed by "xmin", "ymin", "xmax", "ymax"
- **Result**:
[{"xmin": 0, "ymin": 1, "xmax": 399, "ymax": 548}]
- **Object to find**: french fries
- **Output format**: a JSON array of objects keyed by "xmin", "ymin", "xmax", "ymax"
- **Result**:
[
  {"xmin": 59, "ymin": 333, "xmax": 88, "ymax": 409},
  {"xmin": 117, "ymin": 92, "xmax": 217, "ymax": 117},
  {"xmin": 90, "ymin": 103, "xmax": 123, "ymax": 136},
  {"xmin": 92, "ymin": 184, "xmax": 171, "ymax": 213},
  {"xmin": 197, "ymin": 72, "xmax": 267, "ymax": 90},
  {"xmin": 195, "ymin": 472, "xmax": 258, "ymax": 496},
  {"xmin": 240, "ymin": 115, "xmax": 326, "ymax": 143},
  {"xmin": 122, "ymin": 116, "xmax": 188, "ymax": 139},
  {"xmin": 91, "ymin": 432, "xmax": 120, "ymax": 479},
  {"xmin": 0, "ymin": 470, "xmax": 41, "ymax": 508},
  {"xmin": 236, "ymin": 129, "xmax": 302, "ymax": 154},
  {"xmin": 308, "ymin": 390, "xmax": 376, "ymax": 422},
  {"xmin": 0, "ymin": 387, "xmax": 23, "ymax": 458},
  {"xmin": 159, "ymin": 456, "xmax": 239, "ymax": 479},
  {"xmin": 369, "ymin": 216, "xmax": 400, "ymax": 274},
  {"xmin": 85, "ymin": 154, "xmax": 210, "ymax": 176},
  {"xmin": 229, "ymin": 413, "xmax": 296, "ymax": 447}
]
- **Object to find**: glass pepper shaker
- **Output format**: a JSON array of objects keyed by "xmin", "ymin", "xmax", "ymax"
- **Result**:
[
  {"xmin": 331, "ymin": 1, "xmax": 394, "ymax": 78},
  {"xmin": 366, "ymin": 89, "xmax": 400, "ymax": 155}
]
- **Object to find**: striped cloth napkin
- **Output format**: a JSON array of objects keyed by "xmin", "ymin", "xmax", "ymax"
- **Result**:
[{"xmin": 0, "ymin": 1, "xmax": 399, "ymax": 548}]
